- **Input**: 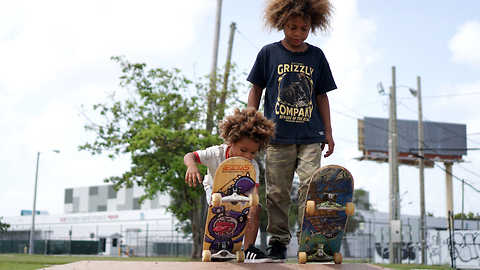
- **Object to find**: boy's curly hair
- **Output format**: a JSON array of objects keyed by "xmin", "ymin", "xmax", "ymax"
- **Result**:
[
  {"xmin": 262, "ymin": 0, "xmax": 334, "ymax": 34},
  {"xmin": 219, "ymin": 107, "xmax": 275, "ymax": 150}
]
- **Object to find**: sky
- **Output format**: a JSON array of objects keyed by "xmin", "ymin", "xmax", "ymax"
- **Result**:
[{"xmin": 1, "ymin": 0, "xmax": 480, "ymax": 221}]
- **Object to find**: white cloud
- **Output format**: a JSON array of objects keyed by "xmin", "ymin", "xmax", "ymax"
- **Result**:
[
  {"xmin": 0, "ymin": 0, "xmax": 212, "ymax": 96},
  {"xmin": 448, "ymin": 20, "xmax": 480, "ymax": 68},
  {"xmin": 323, "ymin": 0, "xmax": 378, "ymax": 85},
  {"xmin": 434, "ymin": 81, "xmax": 480, "ymax": 126},
  {"xmin": 0, "ymin": 0, "xmax": 214, "ymax": 216}
]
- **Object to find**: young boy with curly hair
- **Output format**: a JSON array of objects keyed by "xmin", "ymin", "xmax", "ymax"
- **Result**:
[
  {"xmin": 247, "ymin": 0, "xmax": 337, "ymax": 262},
  {"xmin": 184, "ymin": 107, "xmax": 275, "ymax": 263}
]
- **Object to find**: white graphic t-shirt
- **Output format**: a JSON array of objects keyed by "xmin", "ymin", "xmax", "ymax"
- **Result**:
[{"xmin": 194, "ymin": 144, "xmax": 260, "ymax": 191}]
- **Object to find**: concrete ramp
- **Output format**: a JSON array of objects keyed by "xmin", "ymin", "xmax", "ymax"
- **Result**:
[{"xmin": 43, "ymin": 261, "xmax": 393, "ymax": 270}]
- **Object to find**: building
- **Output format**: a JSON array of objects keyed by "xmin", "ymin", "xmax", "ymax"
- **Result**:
[
  {"xmin": 2, "ymin": 183, "xmax": 479, "ymax": 267},
  {"xmin": 1, "ymin": 184, "xmax": 191, "ymax": 256}
]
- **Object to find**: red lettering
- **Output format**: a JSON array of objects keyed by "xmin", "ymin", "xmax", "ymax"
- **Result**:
[{"xmin": 224, "ymin": 165, "xmax": 251, "ymax": 171}]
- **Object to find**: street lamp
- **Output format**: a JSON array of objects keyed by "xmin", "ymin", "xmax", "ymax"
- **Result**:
[
  {"xmin": 377, "ymin": 67, "xmax": 400, "ymax": 264},
  {"xmin": 378, "ymin": 67, "xmax": 424, "ymax": 264},
  {"xmin": 29, "ymin": 150, "xmax": 60, "ymax": 255},
  {"xmin": 394, "ymin": 78, "xmax": 426, "ymax": 265}
]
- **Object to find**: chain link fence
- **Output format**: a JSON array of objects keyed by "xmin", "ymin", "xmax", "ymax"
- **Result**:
[{"xmin": 0, "ymin": 226, "xmax": 191, "ymax": 257}]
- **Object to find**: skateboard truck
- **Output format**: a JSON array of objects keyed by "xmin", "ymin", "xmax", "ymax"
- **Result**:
[
  {"xmin": 209, "ymin": 242, "xmax": 240, "ymax": 261},
  {"xmin": 221, "ymin": 192, "xmax": 249, "ymax": 203},
  {"xmin": 211, "ymin": 250, "xmax": 236, "ymax": 260},
  {"xmin": 227, "ymin": 186, "xmax": 242, "ymax": 196},
  {"xmin": 225, "ymin": 187, "xmax": 243, "ymax": 205},
  {"xmin": 217, "ymin": 241, "xmax": 230, "ymax": 250},
  {"xmin": 301, "ymin": 243, "xmax": 334, "ymax": 262}
]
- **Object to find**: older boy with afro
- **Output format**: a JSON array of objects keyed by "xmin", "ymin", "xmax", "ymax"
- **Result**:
[
  {"xmin": 184, "ymin": 107, "xmax": 275, "ymax": 263},
  {"xmin": 247, "ymin": 0, "xmax": 337, "ymax": 262}
]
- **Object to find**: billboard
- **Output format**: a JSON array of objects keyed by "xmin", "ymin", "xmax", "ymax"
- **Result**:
[{"xmin": 358, "ymin": 117, "xmax": 466, "ymax": 167}]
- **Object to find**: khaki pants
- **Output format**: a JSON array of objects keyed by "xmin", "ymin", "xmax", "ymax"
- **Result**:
[{"xmin": 265, "ymin": 143, "xmax": 322, "ymax": 246}]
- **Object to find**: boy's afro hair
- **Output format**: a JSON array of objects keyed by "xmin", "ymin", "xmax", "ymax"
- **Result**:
[
  {"xmin": 262, "ymin": 0, "xmax": 334, "ymax": 34},
  {"xmin": 219, "ymin": 107, "xmax": 275, "ymax": 150}
]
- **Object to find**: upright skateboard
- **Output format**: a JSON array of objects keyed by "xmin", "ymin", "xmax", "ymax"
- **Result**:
[
  {"xmin": 202, "ymin": 157, "xmax": 259, "ymax": 262},
  {"xmin": 298, "ymin": 165, "xmax": 355, "ymax": 264}
]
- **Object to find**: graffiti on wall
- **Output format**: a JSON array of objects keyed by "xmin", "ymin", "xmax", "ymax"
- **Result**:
[
  {"xmin": 426, "ymin": 230, "xmax": 480, "ymax": 267},
  {"xmin": 374, "ymin": 242, "xmax": 420, "ymax": 264}
]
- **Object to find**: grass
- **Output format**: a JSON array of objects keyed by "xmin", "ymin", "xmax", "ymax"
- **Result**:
[
  {"xmin": 0, "ymin": 254, "xmax": 195, "ymax": 270},
  {"xmin": 286, "ymin": 258, "xmax": 454, "ymax": 270},
  {"xmin": 0, "ymin": 254, "xmax": 455, "ymax": 270},
  {"xmin": 375, "ymin": 263, "xmax": 454, "ymax": 270}
]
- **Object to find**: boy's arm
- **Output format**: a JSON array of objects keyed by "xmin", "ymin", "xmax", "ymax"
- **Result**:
[
  {"xmin": 316, "ymin": 93, "xmax": 335, "ymax": 157},
  {"xmin": 247, "ymin": 84, "xmax": 263, "ymax": 110},
  {"xmin": 184, "ymin": 152, "xmax": 203, "ymax": 187},
  {"xmin": 247, "ymin": 185, "xmax": 260, "ymax": 231}
]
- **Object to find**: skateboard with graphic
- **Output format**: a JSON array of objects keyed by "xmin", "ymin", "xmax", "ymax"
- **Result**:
[
  {"xmin": 298, "ymin": 165, "xmax": 355, "ymax": 264},
  {"xmin": 202, "ymin": 157, "xmax": 259, "ymax": 262}
]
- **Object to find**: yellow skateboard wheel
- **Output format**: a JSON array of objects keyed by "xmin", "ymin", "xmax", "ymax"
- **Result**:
[
  {"xmin": 346, "ymin": 202, "xmax": 355, "ymax": 215},
  {"xmin": 236, "ymin": 250, "xmax": 245, "ymax": 262},
  {"xmin": 298, "ymin": 251, "xmax": 307, "ymax": 264},
  {"xmin": 306, "ymin": 200, "xmax": 315, "ymax": 215},
  {"xmin": 212, "ymin": 193, "xmax": 222, "ymax": 207},
  {"xmin": 202, "ymin": 250, "xmax": 211, "ymax": 262},
  {"xmin": 334, "ymin": 252, "xmax": 342, "ymax": 264}
]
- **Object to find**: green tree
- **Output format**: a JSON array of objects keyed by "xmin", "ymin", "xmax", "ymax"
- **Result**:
[
  {"xmin": 454, "ymin": 212, "xmax": 479, "ymax": 220},
  {"xmin": 342, "ymin": 188, "xmax": 369, "ymax": 257},
  {"xmin": 79, "ymin": 56, "xmax": 232, "ymax": 258},
  {"xmin": 344, "ymin": 189, "xmax": 370, "ymax": 233},
  {"xmin": 468, "ymin": 212, "xmax": 479, "ymax": 220},
  {"xmin": 352, "ymin": 189, "xmax": 372, "ymax": 211},
  {"xmin": 0, "ymin": 217, "xmax": 10, "ymax": 236}
]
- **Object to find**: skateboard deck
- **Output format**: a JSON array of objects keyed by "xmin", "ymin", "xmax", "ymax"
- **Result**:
[
  {"xmin": 298, "ymin": 165, "xmax": 354, "ymax": 264},
  {"xmin": 202, "ymin": 157, "xmax": 258, "ymax": 262}
]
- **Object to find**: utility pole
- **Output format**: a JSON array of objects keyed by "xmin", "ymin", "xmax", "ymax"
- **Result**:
[
  {"xmin": 417, "ymin": 76, "xmax": 426, "ymax": 264},
  {"xmin": 218, "ymin": 22, "xmax": 236, "ymax": 121},
  {"xmin": 462, "ymin": 179, "xmax": 464, "ymax": 229},
  {"xmin": 206, "ymin": 0, "xmax": 223, "ymax": 132},
  {"xmin": 29, "ymin": 152, "xmax": 41, "ymax": 254},
  {"xmin": 29, "ymin": 150, "xmax": 59, "ymax": 255},
  {"xmin": 445, "ymin": 162, "xmax": 454, "ymax": 229},
  {"xmin": 389, "ymin": 66, "xmax": 400, "ymax": 264}
]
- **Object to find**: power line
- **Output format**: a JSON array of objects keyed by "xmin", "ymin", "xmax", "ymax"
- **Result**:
[
  {"xmin": 398, "ymin": 92, "xmax": 480, "ymax": 99},
  {"xmin": 235, "ymin": 28, "xmax": 260, "ymax": 51},
  {"xmin": 409, "ymin": 148, "xmax": 480, "ymax": 151},
  {"xmin": 412, "ymin": 153, "xmax": 480, "ymax": 193},
  {"xmin": 331, "ymin": 108, "xmax": 359, "ymax": 121},
  {"xmin": 457, "ymin": 164, "xmax": 480, "ymax": 180},
  {"xmin": 335, "ymin": 137, "xmax": 357, "ymax": 145},
  {"xmin": 330, "ymin": 97, "xmax": 385, "ymax": 118},
  {"xmin": 423, "ymin": 92, "xmax": 480, "ymax": 98},
  {"xmin": 433, "ymin": 164, "xmax": 479, "ymax": 193}
]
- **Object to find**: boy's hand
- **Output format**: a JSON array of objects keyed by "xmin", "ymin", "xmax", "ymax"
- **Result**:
[
  {"xmin": 322, "ymin": 133, "xmax": 335, "ymax": 158},
  {"xmin": 185, "ymin": 166, "xmax": 202, "ymax": 187}
]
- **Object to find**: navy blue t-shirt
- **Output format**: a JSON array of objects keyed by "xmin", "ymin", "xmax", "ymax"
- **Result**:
[{"xmin": 247, "ymin": 41, "xmax": 337, "ymax": 144}]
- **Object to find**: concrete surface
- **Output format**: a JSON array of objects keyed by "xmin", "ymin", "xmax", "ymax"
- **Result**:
[{"xmin": 41, "ymin": 261, "xmax": 394, "ymax": 270}]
